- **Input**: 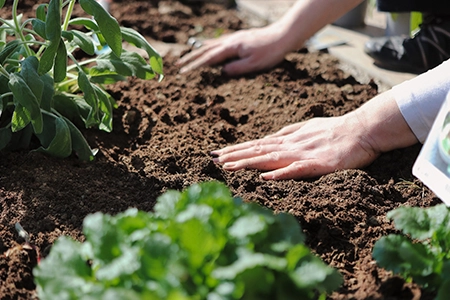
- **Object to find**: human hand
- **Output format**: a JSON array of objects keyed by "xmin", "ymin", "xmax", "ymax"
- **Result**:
[
  {"xmin": 176, "ymin": 26, "xmax": 289, "ymax": 76},
  {"xmin": 211, "ymin": 114, "xmax": 380, "ymax": 180}
]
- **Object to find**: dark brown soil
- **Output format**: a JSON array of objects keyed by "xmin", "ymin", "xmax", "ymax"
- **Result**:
[{"xmin": 0, "ymin": 1, "xmax": 440, "ymax": 299}]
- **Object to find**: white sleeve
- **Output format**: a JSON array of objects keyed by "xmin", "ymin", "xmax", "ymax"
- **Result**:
[{"xmin": 393, "ymin": 59, "xmax": 450, "ymax": 143}]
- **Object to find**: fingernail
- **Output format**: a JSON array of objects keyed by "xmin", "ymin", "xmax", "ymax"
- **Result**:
[
  {"xmin": 260, "ymin": 173, "xmax": 273, "ymax": 180},
  {"xmin": 223, "ymin": 162, "xmax": 235, "ymax": 169},
  {"xmin": 212, "ymin": 157, "xmax": 220, "ymax": 163},
  {"xmin": 179, "ymin": 67, "xmax": 186, "ymax": 74},
  {"xmin": 210, "ymin": 150, "xmax": 221, "ymax": 157}
]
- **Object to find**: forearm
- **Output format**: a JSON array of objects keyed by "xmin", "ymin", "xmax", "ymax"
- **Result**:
[
  {"xmin": 351, "ymin": 90, "xmax": 419, "ymax": 154},
  {"xmin": 269, "ymin": 0, "xmax": 364, "ymax": 52}
]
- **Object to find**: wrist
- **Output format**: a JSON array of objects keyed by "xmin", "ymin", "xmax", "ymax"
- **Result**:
[{"xmin": 353, "ymin": 91, "xmax": 419, "ymax": 154}]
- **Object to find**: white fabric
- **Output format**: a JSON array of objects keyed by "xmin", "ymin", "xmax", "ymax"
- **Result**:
[{"xmin": 393, "ymin": 59, "xmax": 450, "ymax": 143}]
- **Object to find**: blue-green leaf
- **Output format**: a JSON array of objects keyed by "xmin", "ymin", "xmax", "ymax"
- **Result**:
[
  {"xmin": 38, "ymin": 39, "xmax": 59, "ymax": 76},
  {"xmin": 34, "ymin": 112, "xmax": 72, "ymax": 158},
  {"xmin": 45, "ymin": 0, "xmax": 61, "ymax": 42},
  {"xmin": 68, "ymin": 17, "xmax": 99, "ymax": 31},
  {"xmin": 92, "ymin": 50, "xmax": 156, "ymax": 79},
  {"xmin": 54, "ymin": 40, "xmax": 67, "ymax": 83},
  {"xmin": 64, "ymin": 29, "xmax": 95, "ymax": 55},
  {"xmin": 31, "ymin": 19, "xmax": 46, "ymax": 39},
  {"xmin": 35, "ymin": 4, "xmax": 47, "ymax": 21},
  {"xmin": 40, "ymin": 74, "xmax": 54, "ymax": 112},
  {"xmin": 0, "ymin": 126, "xmax": 12, "ymax": 150},
  {"xmin": 79, "ymin": 0, "xmax": 122, "ymax": 57},
  {"xmin": 62, "ymin": 116, "xmax": 97, "ymax": 161},
  {"xmin": 120, "ymin": 27, "xmax": 163, "ymax": 74},
  {"xmin": 92, "ymin": 85, "xmax": 113, "ymax": 132},
  {"xmin": 9, "ymin": 74, "xmax": 43, "ymax": 133},
  {"xmin": 77, "ymin": 70, "xmax": 99, "ymax": 127},
  {"xmin": 11, "ymin": 103, "xmax": 32, "ymax": 132},
  {"xmin": 0, "ymin": 40, "xmax": 21, "ymax": 64},
  {"xmin": 20, "ymin": 56, "xmax": 44, "ymax": 104},
  {"xmin": 38, "ymin": 0, "xmax": 61, "ymax": 75}
]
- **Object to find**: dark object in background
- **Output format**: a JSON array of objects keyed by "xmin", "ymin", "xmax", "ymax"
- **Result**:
[{"xmin": 179, "ymin": 0, "xmax": 237, "ymax": 9}]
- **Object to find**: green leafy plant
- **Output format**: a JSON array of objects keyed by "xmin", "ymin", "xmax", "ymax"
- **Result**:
[
  {"xmin": 0, "ymin": 0, "xmax": 163, "ymax": 160},
  {"xmin": 34, "ymin": 181, "xmax": 342, "ymax": 299},
  {"xmin": 373, "ymin": 204, "xmax": 450, "ymax": 300}
]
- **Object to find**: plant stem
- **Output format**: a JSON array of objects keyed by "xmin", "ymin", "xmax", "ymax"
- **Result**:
[
  {"xmin": 62, "ymin": 0, "xmax": 77, "ymax": 31},
  {"xmin": 0, "ymin": 65, "xmax": 10, "ymax": 79},
  {"xmin": 12, "ymin": 0, "xmax": 32, "ymax": 57}
]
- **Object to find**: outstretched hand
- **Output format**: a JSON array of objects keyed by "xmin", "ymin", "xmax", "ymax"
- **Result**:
[
  {"xmin": 211, "ymin": 114, "xmax": 381, "ymax": 180},
  {"xmin": 176, "ymin": 27, "xmax": 288, "ymax": 76}
]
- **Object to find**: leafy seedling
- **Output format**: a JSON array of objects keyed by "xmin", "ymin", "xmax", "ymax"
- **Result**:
[
  {"xmin": 0, "ymin": 0, "xmax": 163, "ymax": 160},
  {"xmin": 34, "ymin": 181, "xmax": 342, "ymax": 300},
  {"xmin": 373, "ymin": 204, "xmax": 450, "ymax": 300}
]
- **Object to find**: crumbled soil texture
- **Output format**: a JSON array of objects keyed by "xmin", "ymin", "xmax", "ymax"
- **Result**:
[{"xmin": 0, "ymin": 1, "xmax": 440, "ymax": 299}]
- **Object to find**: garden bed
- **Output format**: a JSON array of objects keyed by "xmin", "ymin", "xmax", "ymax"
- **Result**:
[{"xmin": 0, "ymin": 0, "xmax": 439, "ymax": 299}]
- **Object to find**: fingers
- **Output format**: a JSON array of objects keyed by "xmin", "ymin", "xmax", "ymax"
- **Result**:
[
  {"xmin": 220, "ymin": 150, "xmax": 300, "ymax": 172},
  {"xmin": 211, "ymin": 137, "xmax": 283, "ymax": 158},
  {"xmin": 213, "ymin": 143, "xmax": 289, "ymax": 167},
  {"xmin": 178, "ymin": 44, "xmax": 221, "ymax": 74},
  {"xmin": 261, "ymin": 160, "xmax": 330, "ymax": 180},
  {"xmin": 177, "ymin": 38, "xmax": 240, "ymax": 74}
]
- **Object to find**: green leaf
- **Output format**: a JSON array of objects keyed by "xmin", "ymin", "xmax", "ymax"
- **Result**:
[
  {"xmin": 68, "ymin": 17, "xmax": 99, "ymax": 31},
  {"xmin": 53, "ymin": 94, "xmax": 89, "ymax": 126},
  {"xmin": 77, "ymin": 70, "xmax": 99, "ymax": 127},
  {"xmin": 213, "ymin": 248, "xmax": 287, "ymax": 280},
  {"xmin": 34, "ymin": 112, "xmax": 72, "ymax": 158},
  {"xmin": 95, "ymin": 246, "xmax": 141, "ymax": 281},
  {"xmin": 0, "ymin": 126, "xmax": 12, "ymax": 150},
  {"xmin": 92, "ymin": 85, "xmax": 113, "ymax": 132},
  {"xmin": 63, "ymin": 29, "xmax": 95, "ymax": 55},
  {"xmin": 31, "ymin": 19, "xmax": 47, "ymax": 39},
  {"xmin": 373, "ymin": 234, "xmax": 435, "ymax": 277},
  {"xmin": 0, "ymin": 0, "xmax": 5, "ymax": 9},
  {"xmin": 38, "ymin": 39, "xmax": 59, "ymax": 76},
  {"xmin": 83, "ymin": 212, "xmax": 123, "ymax": 264},
  {"xmin": 7, "ymin": 125, "xmax": 33, "ymax": 150},
  {"xmin": 62, "ymin": 116, "xmax": 97, "ymax": 161},
  {"xmin": 286, "ymin": 244, "xmax": 311, "ymax": 270},
  {"xmin": 33, "ymin": 237, "xmax": 94, "ymax": 299},
  {"xmin": 291, "ymin": 254, "xmax": 343, "ymax": 293},
  {"xmin": 89, "ymin": 73, "xmax": 126, "ymax": 85},
  {"xmin": 79, "ymin": 0, "xmax": 122, "ymax": 57},
  {"xmin": 38, "ymin": 0, "xmax": 61, "ymax": 75},
  {"xmin": 92, "ymin": 50, "xmax": 156, "ymax": 80},
  {"xmin": 20, "ymin": 56, "xmax": 44, "ymax": 104},
  {"xmin": 8, "ymin": 73, "xmax": 43, "ymax": 133},
  {"xmin": 154, "ymin": 190, "xmax": 182, "ymax": 218},
  {"xmin": 40, "ymin": 74, "xmax": 54, "ymax": 112},
  {"xmin": 120, "ymin": 27, "xmax": 163, "ymax": 74},
  {"xmin": 11, "ymin": 104, "xmax": 31, "ymax": 132},
  {"xmin": 229, "ymin": 215, "xmax": 267, "ymax": 239},
  {"xmin": 0, "ymin": 40, "xmax": 21, "ymax": 64},
  {"xmin": 54, "ymin": 40, "xmax": 67, "ymax": 83},
  {"xmin": 388, "ymin": 204, "xmax": 450, "ymax": 240},
  {"xmin": 45, "ymin": 0, "xmax": 61, "ymax": 42},
  {"xmin": 35, "ymin": 4, "xmax": 47, "ymax": 21},
  {"xmin": 437, "ymin": 280, "xmax": 450, "ymax": 300}
]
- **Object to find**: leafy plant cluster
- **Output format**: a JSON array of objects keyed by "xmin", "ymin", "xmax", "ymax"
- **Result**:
[
  {"xmin": 373, "ymin": 204, "xmax": 450, "ymax": 300},
  {"xmin": 0, "ymin": 0, "xmax": 163, "ymax": 160},
  {"xmin": 33, "ymin": 181, "xmax": 342, "ymax": 300}
]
